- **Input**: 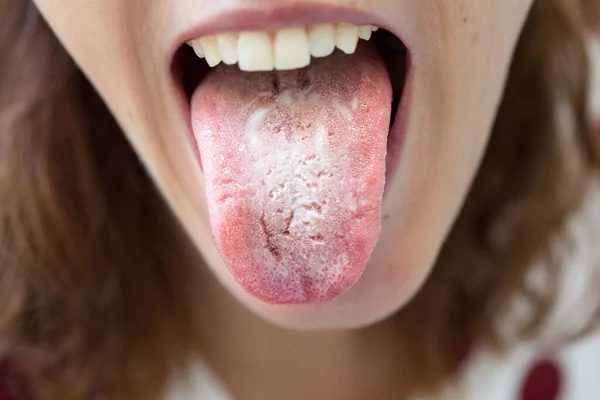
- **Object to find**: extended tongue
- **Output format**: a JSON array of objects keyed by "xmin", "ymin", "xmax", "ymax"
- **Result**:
[{"xmin": 191, "ymin": 45, "xmax": 392, "ymax": 304}]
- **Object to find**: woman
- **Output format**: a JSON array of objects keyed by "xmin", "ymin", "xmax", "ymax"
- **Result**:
[{"xmin": 0, "ymin": 0, "xmax": 599, "ymax": 398}]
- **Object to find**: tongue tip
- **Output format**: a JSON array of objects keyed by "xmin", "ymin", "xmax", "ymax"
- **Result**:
[{"xmin": 216, "ymin": 206, "xmax": 382, "ymax": 306}]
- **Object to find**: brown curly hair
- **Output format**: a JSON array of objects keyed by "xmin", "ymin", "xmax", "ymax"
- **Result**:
[{"xmin": 0, "ymin": 0, "xmax": 598, "ymax": 398}]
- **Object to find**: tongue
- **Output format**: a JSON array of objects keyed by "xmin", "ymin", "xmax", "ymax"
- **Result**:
[{"xmin": 191, "ymin": 45, "xmax": 392, "ymax": 304}]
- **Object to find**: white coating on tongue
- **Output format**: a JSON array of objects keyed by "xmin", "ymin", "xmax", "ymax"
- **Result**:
[{"xmin": 192, "ymin": 47, "xmax": 392, "ymax": 304}]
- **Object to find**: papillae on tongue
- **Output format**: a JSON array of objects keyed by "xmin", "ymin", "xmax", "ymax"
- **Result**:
[{"xmin": 191, "ymin": 45, "xmax": 392, "ymax": 304}]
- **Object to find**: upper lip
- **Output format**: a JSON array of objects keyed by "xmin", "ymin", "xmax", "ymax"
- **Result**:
[{"xmin": 170, "ymin": 2, "xmax": 407, "ymax": 59}]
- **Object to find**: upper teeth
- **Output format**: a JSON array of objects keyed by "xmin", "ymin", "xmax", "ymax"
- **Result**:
[{"xmin": 188, "ymin": 23, "xmax": 378, "ymax": 72}]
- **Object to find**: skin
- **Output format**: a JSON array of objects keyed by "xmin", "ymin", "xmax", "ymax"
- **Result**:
[
  {"xmin": 33, "ymin": 0, "xmax": 533, "ymax": 326},
  {"xmin": 33, "ymin": 0, "xmax": 533, "ymax": 397}
]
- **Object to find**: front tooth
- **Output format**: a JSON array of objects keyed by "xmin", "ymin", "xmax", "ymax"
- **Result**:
[
  {"xmin": 335, "ymin": 23, "xmax": 359, "ymax": 54},
  {"xmin": 358, "ymin": 25, "xmax": 372, "ymax": 40},
  {"xmin": 274, "ymin": 27, "xmax": 310, "ymax": 70},
  {"xmin": 190, "ymin": 39, "xmax": 205, "ymax": 58},
  {"xmin": 238, "ymin": 31, "xmax": 274, "ymax": 72},
  {"xmin": 199, "ymin": 36, "xmax": 221, "ymax": 67},
  {"xmin": 217, "ymin": 33, "xmax": 239, "ymax": 65},
  {"xmin": 309, "ymin": 24, "xmax": 336, "ymax": 58}
]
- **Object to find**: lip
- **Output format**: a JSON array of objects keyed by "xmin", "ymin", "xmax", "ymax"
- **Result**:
[{"xmin": 170, "ymin": 3, "xmax": 410, "ymax": 61}]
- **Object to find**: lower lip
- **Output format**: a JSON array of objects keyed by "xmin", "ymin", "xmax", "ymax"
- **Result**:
[{"xmin": 385, "ymin": 58, "xmax": 412, "ymax": 190}]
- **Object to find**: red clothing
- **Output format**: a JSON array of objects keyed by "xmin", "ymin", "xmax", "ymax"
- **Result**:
[{"xmin": 0, "ymin": 360, "xmax": 31, "ymax": 400}]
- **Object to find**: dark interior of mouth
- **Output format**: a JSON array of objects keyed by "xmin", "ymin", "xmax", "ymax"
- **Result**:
[
  {"xmin": 172, "ymin": 30, "xmax": 408, "ymax": 304},
  {"xmin": 172, "ymin": 29, "xmax": 408, "ymax": 128}
]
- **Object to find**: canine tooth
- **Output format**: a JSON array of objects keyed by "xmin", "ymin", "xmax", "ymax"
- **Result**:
[
  {"xmin": 358, "ymin": 25, "xmax": 372, "ymax": 40},
  {"xmin": 238, "ymin": 31, "xmax": 274, "ymax": 71},
  {"xmin": 372, "ymin": 26, "xmax": 379, "ymax": 31},
  {"xmin": 309, "ymin": 24, "xmax": 336, "ymax": 58},
  {"xmin": 217, "ymin": 33, "xmax": 239, "ymax": 65},
  {"xmin": 199, "ymin": 36, "xmax": 221, "ymax": 67},
  {"xmin": 335, "ymin": 23, "xmax": 359, "ymax": 54},
  {"xmin": 274, "ymin": 27, "xmax": 310, "ymax": 70},
  {"xmin": 190, "ymin": 39, "xmax": 205, "ymax": 58}
]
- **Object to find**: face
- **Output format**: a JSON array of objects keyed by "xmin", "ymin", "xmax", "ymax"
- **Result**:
[{"xmin": 34, "ymin": 0, "xmax": 533, "ymax": 330}]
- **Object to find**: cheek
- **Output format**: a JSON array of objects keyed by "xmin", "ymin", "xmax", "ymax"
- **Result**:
[
  {"xmin": 35, "ymin": 0, "xmax": 119, "ymax": 59},
  {"xmin": 34, "ymin": 1, "xmax": 152, "ymax": 119}
]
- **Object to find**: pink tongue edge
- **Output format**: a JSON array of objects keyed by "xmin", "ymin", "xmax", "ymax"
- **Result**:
[{"xmin": 191, "ymin": 45, "xmax": 393, "ymax": 305}]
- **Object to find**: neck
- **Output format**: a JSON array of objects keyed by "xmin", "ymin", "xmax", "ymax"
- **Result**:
[{"xmin": 195, "ymin": 274, "xmax": 407, "ymax": 400}]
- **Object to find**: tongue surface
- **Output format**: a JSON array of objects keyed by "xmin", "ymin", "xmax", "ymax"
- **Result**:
[{"xmin": 191, "ymin": 45, "xmax": 392, "ymax": 304}]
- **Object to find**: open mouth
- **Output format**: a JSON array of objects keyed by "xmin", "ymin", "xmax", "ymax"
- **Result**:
[{"xmin": 171, "ymin": 18, "xmax": 410, "ymax": 305}]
